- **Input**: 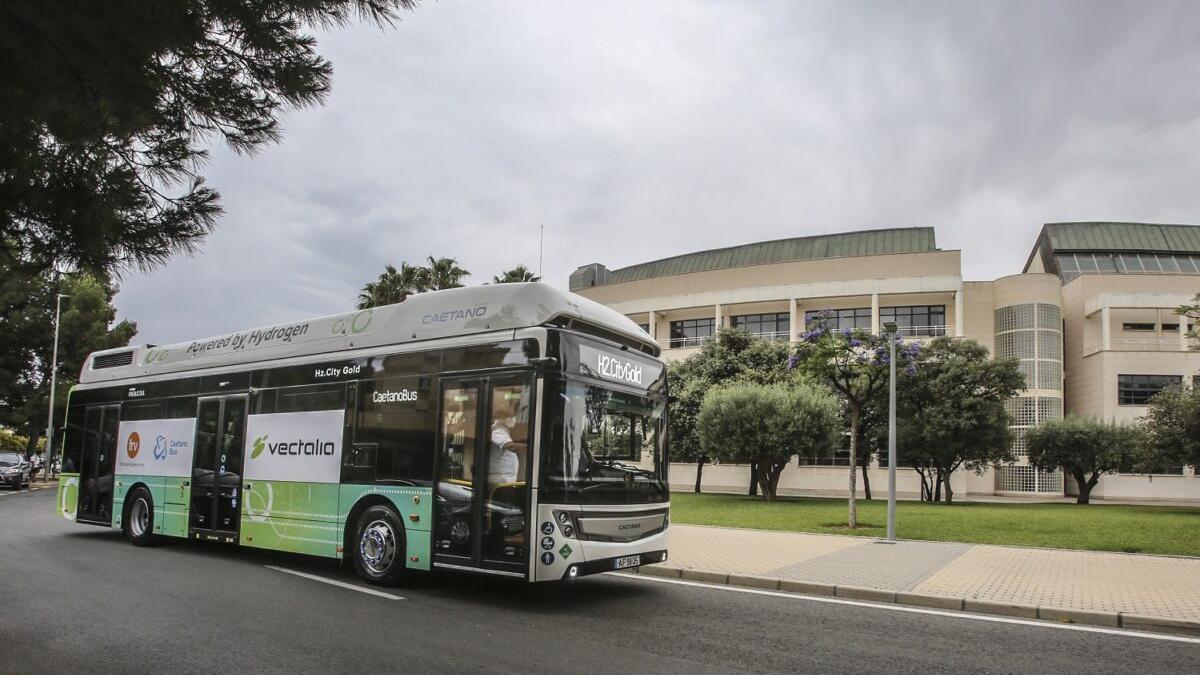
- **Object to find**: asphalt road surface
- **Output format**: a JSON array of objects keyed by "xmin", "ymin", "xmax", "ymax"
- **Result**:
[{"xmin": 2, "ymin": 488, "xmax": 1197, "ymax": 674}]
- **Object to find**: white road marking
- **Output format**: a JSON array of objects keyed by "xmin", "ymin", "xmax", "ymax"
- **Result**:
[
  {"xmin": 264, "ymin": 565, "xmax": 404, "ymax": 600},
  {"xmin": 613, "ymin": 573, "xmax": 1200, "ymax": 645}
]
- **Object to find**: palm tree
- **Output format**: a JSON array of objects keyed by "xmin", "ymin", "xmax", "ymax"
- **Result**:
[
  {"xmin": 356, "ymin": 262, "xmax": 428, "ymax": 309},
  {"xmin": 424, "ymin": 256, "xmax": 469, "ymax": 290},
  {"xmin": 492, "ymin": 264, "xmax": 541, "ymax": 284}
]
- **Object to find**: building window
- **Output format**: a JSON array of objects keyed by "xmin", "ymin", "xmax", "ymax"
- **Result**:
[
  {"xmin": 1056, "ymin": 252, "xmax": 1200, "ymax": 282},
  {"xmin": 636, "ymin": 323, "xmax": 650, "ymax": 334},
  {"xmin": 798, "ymin": 449, "xmax": 853, "ymax": 467},
  {"xmin": 805, "ymin": 308, "xmax": 871, "ymax": 332},
  {"xmin": 1117, "ymin": 374, "xmax": 1182, "ymax": 406},
  {"xmin": 669, "ymin": 318, "xmax": 715, "ymax": 348},
  {"xmin": 731, "ymin": 313, "xmax": 790, "ymax": 341},
  {"xmin": 879, "ymin": 305, "xmax": 946, "ymax": 336},
  {"xmin": 1122, "ymin": 323, "xmax": 1156, "ymax": 331}
]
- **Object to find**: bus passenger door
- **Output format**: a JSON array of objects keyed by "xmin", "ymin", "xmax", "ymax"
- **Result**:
[
  {"xmin": 77, "ymin": 404, "xmax": 119, "ymax": 525},
  {"xmin": 189, "ymin": 395, "xmax": 247, "ymax": 543},
  {"xmin": 434, "ymin": 376, "xmax": 531, "ymax": 576}
]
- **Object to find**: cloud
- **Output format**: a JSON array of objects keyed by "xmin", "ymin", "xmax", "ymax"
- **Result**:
[{"xmin": 114, "ymin": 0, "xmax": 1200, "ymax": 343}]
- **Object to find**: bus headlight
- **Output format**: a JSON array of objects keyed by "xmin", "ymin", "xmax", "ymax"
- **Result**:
[{"xmin": 567, "ymin": 565, "xmax": 579, "ymax": 578}]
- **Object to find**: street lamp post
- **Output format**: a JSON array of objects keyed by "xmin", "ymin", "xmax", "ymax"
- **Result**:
[
  {"xmin": 883, "ymin": 321, "xmax": 898, "ymax": 542},
  {"xmin": 43, "ymin": 293, "xmax": 68, "ymax": 481}
]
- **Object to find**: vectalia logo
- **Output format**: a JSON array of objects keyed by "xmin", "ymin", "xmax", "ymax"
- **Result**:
[{"xmin": 251, "ymin": 434, "xmax": 335, "ymax": 458}]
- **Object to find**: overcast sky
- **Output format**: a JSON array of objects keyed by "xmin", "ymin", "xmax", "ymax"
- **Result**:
[{"xmin": 114, "ymin": 0, "xmax": 1200, "ymax": 344}]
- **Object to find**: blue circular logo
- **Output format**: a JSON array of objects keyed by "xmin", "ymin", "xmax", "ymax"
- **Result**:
[
  {"xmin": 541, "ymin": 536, "xmax": 555, "ymax": 550},
  {"xmin": 540, "ymin": 521, "xmax": 555, "ymax": 535},
  {"xmin": 541, "ymin": 551, "xmax": 555, "ymax": 565}
]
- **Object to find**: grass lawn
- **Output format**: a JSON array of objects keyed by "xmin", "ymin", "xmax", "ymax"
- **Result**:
[{"xmin": 669, "ymin": 491, "xmax": 1200, "ymax": 557}]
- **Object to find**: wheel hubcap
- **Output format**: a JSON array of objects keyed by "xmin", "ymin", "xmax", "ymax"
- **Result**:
[
  {"xmin": 359, "ymin": 519, "xmax": 397, "ymax": 574},
  {"xmin": 130, "ymin": 497, "xmax": 149, "ymax": 537},
  {"xmin": 450, "ymin": 520, "xmax": 470, "ymax": 544}
]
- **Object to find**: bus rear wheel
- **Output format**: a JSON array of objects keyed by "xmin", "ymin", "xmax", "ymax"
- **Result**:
[
  {"xmin": 352, "ymin": 505, "xmax": 407, "ymax": 586},
  {"xmin": 123, "ymin": 487, "xmax": 156, "ymax": 547}
]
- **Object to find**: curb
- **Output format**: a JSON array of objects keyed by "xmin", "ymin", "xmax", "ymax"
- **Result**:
[{"xmin": 634, "ymin": 565, "xmax": 1200, "ymax": 637}]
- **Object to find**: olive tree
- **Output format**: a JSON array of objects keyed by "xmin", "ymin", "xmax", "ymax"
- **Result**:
[
  {"xmin": 668, "ymin": 329, "xmax": 793, "ymax": 493},
  {"xmin": 697, "ymin": 381, "xmax": 840, "ymax": 501},
  {"xmin": 1141, "ymin": 385, "xmax": 1200, "ymax": 471},
  {"xmin": 1026, "ymin": 417, "xmax": 1142, "ymax": 504}
]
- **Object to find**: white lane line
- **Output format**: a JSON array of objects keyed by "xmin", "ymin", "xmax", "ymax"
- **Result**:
[
  {"xmin": 264, "ymin": 565, "xmax": 404, "ymax": 600},
  {"xmin": 613, "ymin": 573, "xmax": 1200, "ymax": 645}
]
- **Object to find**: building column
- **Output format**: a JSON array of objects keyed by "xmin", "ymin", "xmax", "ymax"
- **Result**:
[
  {"xmin": 1100, "ymin": 305, "xmax": 1111, "ymax": 351},
  {"xmin": 1182, "ymin": 316, "xmax": 1190, "ymax": 351},
  {"xmin": 714, "ymin": 304, "xmax": 723, "ymax": 332},
  {"xmin": 954, "ymin": 288, "xmax": 964, "ymax": 337},
  {"xmin": 870, "ymin": 293, "xmax": 880, "ymax": 334},
  {"xmin": 789, "ymin": 298, "xmax": 801, "ymax": 343},
  {"xmin": 647, "ymin": 311, "xmax": 657, "ymax": 341}
]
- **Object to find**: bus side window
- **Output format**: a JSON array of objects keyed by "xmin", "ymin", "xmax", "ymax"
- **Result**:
[
  {"xmin": 355, "ymin": 376, "xmax": 435, "ymax": 486},
  {"xmin": 342, "ymin": 443, "xmax": 376, "ymax": 483},
  {"xmin": 121, "ymin": 401, "xmax": 163, "ymax": 421},
  {"xmin": 61, "ymin": 404, "xmax": 86, "ymax": 474},
  {"xmin": 166, "ymin": 396, "xmax": 197, "ymax": 418}
]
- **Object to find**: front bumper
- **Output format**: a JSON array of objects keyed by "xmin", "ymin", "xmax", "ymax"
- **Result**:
[
  {"xmin": 562, "ymin": 549, "xmax": 669, "ymax": 579},
  {"xmin": 531, "ymin": 503, "xmax": 670, "ymax": 582}
]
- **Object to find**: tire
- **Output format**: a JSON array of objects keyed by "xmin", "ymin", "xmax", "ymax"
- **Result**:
[
  {"xmin": 123, "ymin": 487, "xmax": 156, "ymax": 547},
  {"xmin": 352, "ymin": 505, "xmax": 407, "ymax": 586}
]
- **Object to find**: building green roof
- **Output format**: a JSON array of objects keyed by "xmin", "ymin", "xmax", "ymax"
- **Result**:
[
  {"xmin": 1025, "ymin": 222, "xmax": 1200, "ymax": 272},
  {"xmin": 602, "ymin": 227, "xmax": 938, "ymax": 285}
]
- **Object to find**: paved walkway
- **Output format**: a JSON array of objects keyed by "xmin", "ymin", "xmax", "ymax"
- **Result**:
[{"xmin": 665, "ymin": 525, "xmax": 1200, "ymax": 621}]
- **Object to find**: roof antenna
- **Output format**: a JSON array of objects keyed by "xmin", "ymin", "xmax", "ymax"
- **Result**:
[{"xmin": 538, "ymin": 224, "xmax": 544, "ymax": 279}]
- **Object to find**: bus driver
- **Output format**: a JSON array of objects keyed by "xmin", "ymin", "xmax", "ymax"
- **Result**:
[{"xmin": 487, "ymin": 389, "xmax": 526, "ymax": 484}]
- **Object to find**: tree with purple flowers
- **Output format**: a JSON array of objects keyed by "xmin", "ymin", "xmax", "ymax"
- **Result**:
[{"xmin": 791, "ymin": 326, "xmax": 918, "ymax": 528}]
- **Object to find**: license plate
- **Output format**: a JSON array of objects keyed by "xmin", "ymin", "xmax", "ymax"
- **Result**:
[{"xmin": 613, "ymin": 555, "xmax": 641, "ymax": 570}]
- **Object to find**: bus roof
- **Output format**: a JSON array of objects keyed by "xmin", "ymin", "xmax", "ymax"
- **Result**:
[{"xmin": 80, "ymin": 283, "xmax": 655, "ymax": 384}]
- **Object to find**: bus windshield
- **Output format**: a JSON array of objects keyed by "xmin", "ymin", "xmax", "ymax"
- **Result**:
[{"xmin": 540, "ymin": 379, "xmax": 668, "ymax": 504}]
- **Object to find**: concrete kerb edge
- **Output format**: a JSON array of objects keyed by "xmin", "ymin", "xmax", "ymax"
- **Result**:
[{"xmin": 633, "ymin": 565, "xmax": 1200, "ymax": 637}]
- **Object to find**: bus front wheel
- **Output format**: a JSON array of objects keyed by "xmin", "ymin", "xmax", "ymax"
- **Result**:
[
  {"xmin": 123, "ymin": 487, "xmax": 156, "ymax": 547},
  {"xmin": 352, "ymin": 505, "xmax": 407, "ymax": 586}
]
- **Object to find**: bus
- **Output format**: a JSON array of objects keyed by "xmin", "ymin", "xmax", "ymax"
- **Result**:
[{"xmin": 55, "ymin": 283, "xmax": 669, "ymax": 585}]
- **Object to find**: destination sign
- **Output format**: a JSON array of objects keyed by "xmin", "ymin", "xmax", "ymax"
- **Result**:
[{"xmin": 578, "ymin": 344, "xmax": 663, "ymax": 388}]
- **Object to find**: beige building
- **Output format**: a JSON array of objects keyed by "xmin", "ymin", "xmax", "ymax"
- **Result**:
[{"xmin": 571, "ymin": 222, "xmax": 1200, "ymax": 502}]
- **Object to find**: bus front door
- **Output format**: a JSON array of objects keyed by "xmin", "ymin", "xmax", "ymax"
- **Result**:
[
  {"xmin": 434, "ymin": 376, "xmax": 531, "ymax": 577},
  {"xmin": 189, "ymin": 395, "xmax": 247, "ymax": 543},
  {"xmin": 76, "ymin": 404, "xmax": 119, "ymax": 525}
]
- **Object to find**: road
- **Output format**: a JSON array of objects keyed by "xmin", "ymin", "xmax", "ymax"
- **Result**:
[{"xmin": 2, "ymin": 488, "xmax": 1197, "ymax": 674}]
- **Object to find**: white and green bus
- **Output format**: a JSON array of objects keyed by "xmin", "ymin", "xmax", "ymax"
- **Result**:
[{"xmin": 55, "ymin": 283, "xmax": 669, "ymax": 584}]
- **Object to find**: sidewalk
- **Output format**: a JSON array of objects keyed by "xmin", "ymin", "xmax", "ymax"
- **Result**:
[{"xmin": 641, "ymin": 524, "xmax": 1200, "ymax": 635}]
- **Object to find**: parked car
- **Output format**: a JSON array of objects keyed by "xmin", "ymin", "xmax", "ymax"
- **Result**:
[{"xmin": 0, "ymin": 452, "xmax": 31, "ymax": 489}]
